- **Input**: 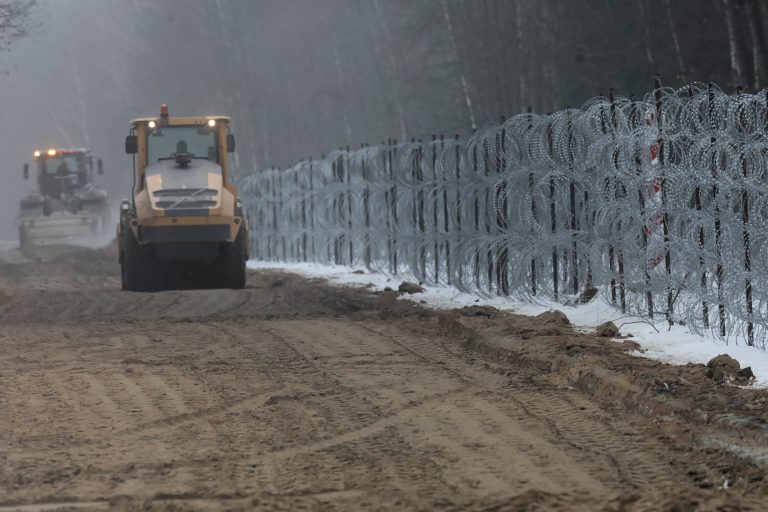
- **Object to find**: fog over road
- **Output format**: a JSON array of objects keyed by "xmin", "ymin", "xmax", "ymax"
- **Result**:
[{"xmin": 0, "ymin": 248, "xmax": 766, "ymax": 511}]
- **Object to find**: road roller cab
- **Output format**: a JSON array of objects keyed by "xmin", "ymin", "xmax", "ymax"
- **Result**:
[{"xmin": 119, "ymin": 104, "xmax": 248, "ymax": 291}]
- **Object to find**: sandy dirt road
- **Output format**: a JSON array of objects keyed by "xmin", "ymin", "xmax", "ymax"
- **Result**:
[{"xmin": 0, "ymin": 248, "xmax": 767, "ymax": 511}]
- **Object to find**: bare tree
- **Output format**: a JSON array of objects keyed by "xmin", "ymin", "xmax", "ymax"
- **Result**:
[
  {"xmin": 745, "ymin": 1, "xmax": 764, "ymax": 90},
  {"xmin": 722, "ymin": 0, "xmax": 744, "ymax": 86},
  {"xmin": 664, "ymin": 0, "xmax": 686, "ymax": 80},
  {"xmin": 0, "ymin": 0, "xmax": 37, "ymax": 51},
  {"xmin": 440, "ymin": 0, "xmax": 476, "ymax": 131}
]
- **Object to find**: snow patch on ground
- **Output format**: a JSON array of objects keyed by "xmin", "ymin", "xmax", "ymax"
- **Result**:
[{"xmin": 248, "ymin": 260, "xmax": 768, "ymax": 388}]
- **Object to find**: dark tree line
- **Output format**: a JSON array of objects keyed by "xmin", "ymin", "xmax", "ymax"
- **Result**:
[
  {"xmin": 121, "ymin": 0, "xmax": 766, "ymax": 172},
  {"xmin": 0, "ymin": 0, "xmax": 36, "ymax": 49},
  {"xmin": 2, "ymin": 0, "xmax": 766, "ymax": 238},
  {"xmin": 18, "ymin": 0, "xmax": 768, "ymax": 172}
]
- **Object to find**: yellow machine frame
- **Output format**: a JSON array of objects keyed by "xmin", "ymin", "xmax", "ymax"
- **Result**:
[{"xmin": 123, "ymin": 114, "xmax": 243, "ymax": 243}]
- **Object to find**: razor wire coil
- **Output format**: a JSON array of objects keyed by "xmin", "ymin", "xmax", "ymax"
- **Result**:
[{"xmin": 239, "ymin": 84, "xmax": 768, "ymax": 349}]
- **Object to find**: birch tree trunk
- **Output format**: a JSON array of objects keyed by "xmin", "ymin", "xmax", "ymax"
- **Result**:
[
  {"xmin": 663, "ymin": 0, "xmax": 686, "ymax": 79},
  {"xmin": 440, "ymin": 0, "xmax": 477, "ymax": 131},
  {"xmin": 636, "ymin": 0, "xmax": 655, "ymax": 69},
  {"xmin": 491, "ymin": 0, "xmax": 510, "ymax": 115},
  {"xmin": 541, "ymin": 0, "xmax": 561, "ymax": 113},
  {"xmin": 513, "ymin": 0, "xmax": 528, "ymax": 110},
  {"xmin": 332, "ymin": 44, "xmax": 353, "ymax": 145},
  {"xmin": 746, "ymin": 1, "xmax": 764, "ymax": 90},
  {"xmin": 372, "ymin": 0, "xmax": 407, "ymax": 141},
  {"xmin": 722, "ymin": 0, "xmax": 744, "ymax": 86}
]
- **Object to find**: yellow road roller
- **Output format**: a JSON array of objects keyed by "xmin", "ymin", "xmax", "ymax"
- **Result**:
[{"xmin": 119, "ymin": 105, "xmax": 249, "ymax": 291}]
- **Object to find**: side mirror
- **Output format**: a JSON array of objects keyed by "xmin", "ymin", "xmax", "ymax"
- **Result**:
[
  {"xmin": 125, "ymin": 135, "xmax": 138, "ymax": 154},
  {"xmin": 226, "ymin": 133, "xmax": 236, "ymax": 153},
  {"xmin": 23, "ymin": 163, "xmax": 29, "ymax": 179},
  {"xmin": 97, "ymin": 159, "xmax": 104, "ymax": 174}
]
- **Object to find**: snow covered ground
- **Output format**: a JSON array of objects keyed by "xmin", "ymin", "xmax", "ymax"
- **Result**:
[{"xmin": 248, "ymin": 260, "xmax": 768, "ymax": 388}]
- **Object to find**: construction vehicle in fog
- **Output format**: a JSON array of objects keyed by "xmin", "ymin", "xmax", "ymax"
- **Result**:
[
  {"xmin": 119, "ymin": 104, "xmax": 248, "ymax": 291},
  {"xmin": 17, "ymin": 148, "xmax": 109, "ymax": 259}
]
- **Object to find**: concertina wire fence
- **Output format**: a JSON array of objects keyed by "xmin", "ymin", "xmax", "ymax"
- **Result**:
[{"xmin": 239, "ymin": 81, "xmax": 768, "ymax": 349}]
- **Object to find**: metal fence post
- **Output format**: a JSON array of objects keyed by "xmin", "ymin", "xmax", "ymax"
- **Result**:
[
  {"xmin": 547, "ymin": 117, "xmax": 558, "ymax": 300},
  {"xmin": 629, "ymin": 96, "xmax": 654, "ymax": 317},
  {"xmin": 654, "ymin": 76, "xmax": 673, "ymax": 321},
  {"xmin": 687, "ymin": 86, "xmax": 708, "ymax": 328},
  {"xmin": 483, "ymin": 136, "xmax": 494, "ymax": 292},
  {"xmin": 391, "ymin": 139, "xmax": 399, "ymax": 274},
  {"xmin": 417, "ymin": 140, "xmax": 426, "ymax": 279},
  {"xmin": 309, "ymin": 158, "xmax": 315, "ymax": 262},
  {"xmin": 346, "ymin": 145, "xmax": 353, "ymax": 265},
  {"xmin": 609, "ymin": 90, "xmax": 626, "ymax": 312},
  {"xmin": 454, "ymin": 134, "xmax": 463, "ymax": 285},
  {"xmin": 472, "ymin": 130, "xmax": 480, "ymax": 288},
  {"xmin": 498, "ymin": 116, "xmax": 510, "ymax": 296},
  {"xmin": 707, "ymin": 84, "xmax": 726, "ymax": 336},
  {"xmin": 362, "ymin": 144, "xmax": 371, "ymax": 269},
  {"xmin": 567, "ymin": 109, "xmax": 579, "ymax": 296},
  {"xmin": 736, "ymin": 86, "xmax": 754, "ymax": 345},
  {"xmin": 527, "ymin": 107, "xmax": 537, "ymax": 295},
  {"xmin": 277, "ymin": 167, "xmax": 286, "ymax": 261},
  {"xmin": 440, "ymin": 134, "xmax": 451, "ymax": 284},
  {"xmin": 432, "ymin": 134, "xmax": 440, "ymax": 282}
]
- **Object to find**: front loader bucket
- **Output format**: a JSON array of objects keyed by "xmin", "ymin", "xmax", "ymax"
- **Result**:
[{"xmin": 19, "ymin": 213, "xmax": 100, "ymax": 260}]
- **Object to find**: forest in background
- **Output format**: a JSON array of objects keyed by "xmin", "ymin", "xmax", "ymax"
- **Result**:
[
  {"xmin": 129, "ymin": 0, "xmax": 766, "ymax": 170},
  {"xmin": 0, "ymin": 0, "xmax": 765, "ymax": 235}
]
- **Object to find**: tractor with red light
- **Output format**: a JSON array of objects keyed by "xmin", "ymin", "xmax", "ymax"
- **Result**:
[
  {"xmin": 119, "ymin": 104, "xmax": 248, "ymax": 291},
  {"xmin": 17, "ymin": 148, "xmax": 110, "ymax": 259}
]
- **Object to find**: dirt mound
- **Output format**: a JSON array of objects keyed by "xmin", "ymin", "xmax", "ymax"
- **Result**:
[
  {"xmin": 498, "ymin": 310, "xmax": 574, "ymax": 339},
  {"xmin": 534, "ymin": 310, "xmax": 570, "ymax": 326},
  {"xmin": 398, "ymin": 281, "xmax": 424, "ymax": 294},
  {"xmin": 457, "ymin": 305, "xmax": 499, "ymax": 318},
  {"xmin": 706, "ymin": 354, "xmax": 756, "ymax": 385},
  {"xmin": 595, "ymin": 321, "xmax": 620, "ymax": 337}
]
